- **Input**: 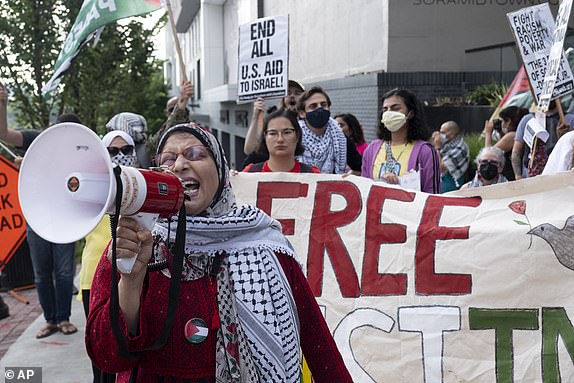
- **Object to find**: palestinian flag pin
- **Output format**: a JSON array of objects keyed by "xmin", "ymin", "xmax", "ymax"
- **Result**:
[{"xmin": 184, "ymin": 318, "xmax": 209, "ymax": 344}]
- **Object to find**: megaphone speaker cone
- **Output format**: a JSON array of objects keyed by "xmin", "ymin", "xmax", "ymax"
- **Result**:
[{"xmin": 18, "ymin": 123, "xmax": 115, "ymax": 244}]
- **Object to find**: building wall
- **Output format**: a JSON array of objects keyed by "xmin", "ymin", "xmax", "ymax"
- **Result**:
[
  {"xmin": 264, "ymin": 0, "xmax": 389, "ymax": 84},
  {"xmin": 166, "ymin": 0, "xmax": 568, "ymax": 168}
]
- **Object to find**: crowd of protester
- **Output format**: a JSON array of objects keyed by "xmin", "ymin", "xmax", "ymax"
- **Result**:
[{"xmin": 1, "ymin": 76, "xmax": 573, "ymax": 382}]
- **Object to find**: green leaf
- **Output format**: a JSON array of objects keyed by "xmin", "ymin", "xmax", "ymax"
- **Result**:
[{"xmin": 513, "ymin": 220, "xmax": 529, "ymax": 225}]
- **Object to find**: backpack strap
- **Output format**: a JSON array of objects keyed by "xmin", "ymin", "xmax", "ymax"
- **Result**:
[
  {"xmin": 246, "ymin": 162, "xmax": 265, "ymax": 172},
  {"xmin": 299, "ymin": 162, "xmax": 316, "ymax": 173}
]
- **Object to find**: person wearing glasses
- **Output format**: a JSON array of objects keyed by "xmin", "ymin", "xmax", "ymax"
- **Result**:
[
  {"xmin": 460, "ymin": 146, "xmax": 508, "ymax": 189},
  {"xmin": 105, "ymin": 112, "xmax": 151, "ymax": 168},
  {"xmin": 86, "ymin": 122, "xmax": 352, "ymax": 383},
  {"xmin": 243, "ymin": 109, "xmax": 320, "ymax": 173},
  {"xmin": 78, "ymin": 129, "xmax": 136, "ymax": 383}
]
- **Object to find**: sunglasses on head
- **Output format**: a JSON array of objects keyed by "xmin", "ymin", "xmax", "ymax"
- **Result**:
[
  {"xmin": 107, "ymin": 145, "xmax": 134, "ymax": 156},
  {"xmin": 155, "ymin": 145, "xmax": 210, "ymax": 167}
]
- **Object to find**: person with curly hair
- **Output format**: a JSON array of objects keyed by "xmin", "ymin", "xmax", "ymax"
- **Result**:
[{"xmin": 362, "ymin": 88, "xmax": 440, "ymax": 193}]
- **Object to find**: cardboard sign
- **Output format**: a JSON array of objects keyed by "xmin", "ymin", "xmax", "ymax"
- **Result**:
[
  {"xmin": 507, "ymin": 4, "xmax": 574, "ymax": 104},
  {"xmin": 237, "ymin": 15, "xmax": 289, "ymax": 103},
  {"xmin": 231, "ymin": 172, "xmax": 574, "ymax": 382},
  {"xmin": 538, "ymin": 0, "xmax": 573, "ymax": 111},
  {"xmin": 0, "ymin": 154, "xmax": 26, "ymax": 270},
  {"xmin": 524, "ymin": 111, "xmax": 548, "ymax": 148}
]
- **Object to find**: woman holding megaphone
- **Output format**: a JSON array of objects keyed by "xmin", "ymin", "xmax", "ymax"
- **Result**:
[{"xmin": 85, "ymin": 123, "xmax": 352, "ymax": 383}]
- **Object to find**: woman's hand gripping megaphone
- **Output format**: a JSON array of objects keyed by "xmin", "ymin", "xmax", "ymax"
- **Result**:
[{"xmin": 108, "ymin": 216, "xmax": 154, "ymax": 279}]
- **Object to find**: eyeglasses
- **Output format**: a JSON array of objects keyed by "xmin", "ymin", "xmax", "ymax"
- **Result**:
[
  {"xmin": 265, "ymin": 128, "xmax": 296, "ymax": 140},
  {"xmin": 107, "ymin": 145, "xmax": 134, "ymax": 156},
  {"xmin": 155, "ymin": 145, "xmax": 210, "ymax": 167}
]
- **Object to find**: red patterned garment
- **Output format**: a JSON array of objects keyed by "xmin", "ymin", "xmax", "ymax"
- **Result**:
[{"xmin": 86, "ymin": 252, "xmax": 353, "ymax": 383}]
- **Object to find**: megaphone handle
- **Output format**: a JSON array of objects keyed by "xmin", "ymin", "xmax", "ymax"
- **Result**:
[{"xmin": 116, "ymin": 212, "xmax": 159, "ymax": 274}]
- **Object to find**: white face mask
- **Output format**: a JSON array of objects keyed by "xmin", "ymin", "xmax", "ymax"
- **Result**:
[
  {"xmin": 440, "ymin": 133, "xmax": 448, "ymax": 144},
  {"xmin": 381, "ymin": 111, "xmax": 407, "ymax": 133}
]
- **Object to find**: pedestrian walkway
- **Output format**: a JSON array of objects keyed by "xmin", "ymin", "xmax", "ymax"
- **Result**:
[{"xmin": 0, "ymin": 289, "xmax": 92, "ymax": 383}]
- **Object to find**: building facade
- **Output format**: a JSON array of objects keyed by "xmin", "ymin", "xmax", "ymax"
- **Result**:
[{"xmin": 165, "ymin": 0, "xmax": 566, "ymax": 169}]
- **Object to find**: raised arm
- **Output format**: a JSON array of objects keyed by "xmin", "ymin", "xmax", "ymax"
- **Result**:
[
  {"xmin": 0, "ymin": 82, "xmax": 23, "ymax": 147},
  {"xmin": 511, "ymin": 140, "xmax": 524, "ymax": 180},
  {"xmin": 244, "ymin": 98, "xmax": 266, "ymax": 154}
]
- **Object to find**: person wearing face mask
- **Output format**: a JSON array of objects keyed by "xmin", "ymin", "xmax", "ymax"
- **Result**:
[
  {"xmin": 106, "ymin": 112, "xmax": 151, "ymax": 168},
  {"xmin": 432, "ymin": 120, "xmax": 470, "ymax": 193},
  {"xmin": 460, "ymin": 146, "xmax": 507, "ymax": 189},
  {"xmin": 362, "ymin": 88, "xmax": 441, "ymax": 193},
  {"xmin": 85, "ymin": 123, "xmax": 353, "ymax": 382},
  {"xmin": 0, "ymin": 81, "xmax": 78, "ymax": 339},
  {"xmin": 483, "ymin": 106, "xmax": 529, "ymax": 181},
  {"xmin": 77, "ymin": 130, "xmax": 136, "ymax": 383},
  {"xmin": 296, "ymin": 86, "xmax": 363, "ymax": 174}
]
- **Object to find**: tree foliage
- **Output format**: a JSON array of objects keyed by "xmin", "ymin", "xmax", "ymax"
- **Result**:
[
  {"xmin": 0, "ymin": 0, "xmax": 168, "ymax": 133},
  {"xmin": 0, "ymin": 0, "xmax": 73, "ymax": 129}
]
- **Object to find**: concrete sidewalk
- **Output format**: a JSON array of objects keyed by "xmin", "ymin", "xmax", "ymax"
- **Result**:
[{"xmin": 0, "ymin": 296, "xmax": 93, "ymax": 383}]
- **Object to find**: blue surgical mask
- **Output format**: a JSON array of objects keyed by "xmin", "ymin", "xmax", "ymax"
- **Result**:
[{"xmin": 305, "ymin": 108, "xmax": 331, "ymax": 129}]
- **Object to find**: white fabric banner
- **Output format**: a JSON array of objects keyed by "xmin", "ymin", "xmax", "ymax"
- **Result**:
[{"xmin": 231, "ymin": 171, "xmax": 574, "ymax": 382}]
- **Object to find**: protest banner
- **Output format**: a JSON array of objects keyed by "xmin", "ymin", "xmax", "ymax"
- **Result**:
[
  {"xmin": 43, "ymin": 0, "xmax": 162, "ymax": 95},
  {"xmin": 537, "ymin": 0, "xmax": 573, "ymax": 112},
  {"xmin": 237, "ymin": 15, "xmax": 289, "ymax": 103},
  {"xmin": 231, "ymin": 171, "xmax": 574, "ymax": 382},
  {"xmin": 507, "ymin": 3, "xmax": 574, "ymax": 104},
  {"xmin": 0, "ymin": 155, "xmax": 25, "ymax": 270}
]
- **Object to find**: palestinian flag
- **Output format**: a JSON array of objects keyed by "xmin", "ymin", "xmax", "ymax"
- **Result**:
[{"xmin": 43, "ymin": 0, "xmax": 163, "ymax": 95}]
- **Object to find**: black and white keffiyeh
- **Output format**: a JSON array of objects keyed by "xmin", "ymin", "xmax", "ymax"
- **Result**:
[
  {"xmin": 106, "ymin": 112, "xmax": 148, "ymax": 144},
  {"xmin": 441, "ymin": 135, "xmax": 469, "ymax": 184},
  {"xmin": 102, "ymin": 130, "xmax": 137, "ymax": 167},
  {"xmin": 296, "ymin": 117, "xmax": 347, "ymax": 174},
  {"xmin": 154, "ymin": 123, "xmax": 302, "ymax": 383}
]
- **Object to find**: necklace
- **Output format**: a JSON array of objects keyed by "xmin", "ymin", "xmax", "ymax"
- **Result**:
[{"xmin": 393, "ymin": 143, "xmax": 408, "ymax": 161}]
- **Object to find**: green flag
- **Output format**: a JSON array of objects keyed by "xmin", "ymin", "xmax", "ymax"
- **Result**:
[{"xmin": 43, "ymin": 0, "xmax": 162, "ymax": 95}]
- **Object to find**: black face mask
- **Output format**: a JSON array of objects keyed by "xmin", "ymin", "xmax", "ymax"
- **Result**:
[
  {"xmin": 479, "ymin": 162, "xmax": 499, "ymax": 181},
  {"xmin": 305, "ymin": 108, "xmax": 330, "ymax": 129}
]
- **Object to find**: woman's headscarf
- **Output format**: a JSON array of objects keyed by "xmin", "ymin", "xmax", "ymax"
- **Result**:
[
  {"xmin": 154, "ymin": 123, "xmax": 302, "ymax": 383},
  {"xmin": 156, "ymin": 122, "xmax": 234, "ymax": 217},
  {"xmin": 102, "ymin": 130, "xmax": 136, "ymax": 167}
]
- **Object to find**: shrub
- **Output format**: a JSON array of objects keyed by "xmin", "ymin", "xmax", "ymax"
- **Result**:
[{"xmin": 466, "ymin": 83, "xmax": 508, "ymax": 106}]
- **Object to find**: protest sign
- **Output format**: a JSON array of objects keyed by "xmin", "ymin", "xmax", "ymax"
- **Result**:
[
  {"xmin": 237, "ymin": 15, "xmax": 289, "ymax": 103},
  {"xmin": 43, "ymin": 0, "xmax": 162, "ymax": 95},
  {"xmin": 0, "ymin": 155, "xmax": 25, "ymax": 270},
  {"xmin": 231, "ymin": 171, "xmax": 574, "ymax": 382},
  {"xmin": 507, "ymin": 3, "xmax": 574, "ymax": 104},
  {"xmin": 523, "ymin": 111, "xmax": 549, "ymax": 149},
  {"xmin": 538, "ymin": 0, "xmax": 573, "ymax": 112}
]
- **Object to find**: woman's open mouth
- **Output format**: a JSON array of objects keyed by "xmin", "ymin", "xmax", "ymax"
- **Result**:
[{"xmin": 181, "ymin": 178, "xmax": 200, "ymax": 200}]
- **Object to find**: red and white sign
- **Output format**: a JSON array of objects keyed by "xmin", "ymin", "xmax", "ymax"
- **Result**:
[{"xmin": 0, "ymin": 154, "xmax": 26, "ymax": 270}]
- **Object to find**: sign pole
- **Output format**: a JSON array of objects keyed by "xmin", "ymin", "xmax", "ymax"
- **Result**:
[
  {"xmin": 0, "ymin": 141, "xmax": 18, "ymax": 160},
  {"xmin": 556, "ymin": 98, "xmax": 566, "ymax": 124},
  {"xmin": 166, "ymin": 0, "xmax": 188, "ymax": 83}
]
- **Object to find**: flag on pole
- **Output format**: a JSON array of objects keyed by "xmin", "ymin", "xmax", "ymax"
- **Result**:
[{"xmin": 42, "ymin": 0, "xmax": 163, "ymax": 95}]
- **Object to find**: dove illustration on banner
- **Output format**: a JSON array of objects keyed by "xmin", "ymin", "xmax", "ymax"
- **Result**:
[{"xmin": 528, "ymin": 215, "xmax": 574, "ymax": 271}]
